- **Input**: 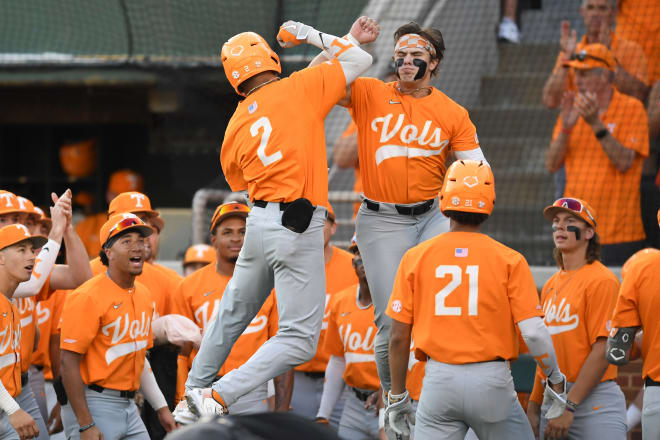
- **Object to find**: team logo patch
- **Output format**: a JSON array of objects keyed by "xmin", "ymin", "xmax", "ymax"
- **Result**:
[
  {"xmin": 248, "ymin": 101, "xmax": 258, "ymax": 114},
  {"xmin": 391, "ymin": 300, "xmax": 402, "ymax": 313},
  {"xmin": 232, "ymin": 70, "xmax": 240, "ymax": 79},
  {"xmin": 463, "ymin": 176, "xmax": 479, "ymax": 188},
  {"xmin": 455, "ymin": 248, "xmax": 468, "ymax": 257},
  {"xmin": 230, "ymin": 45, "xmax": 244, "ymax": 56},
  {"xmin": 478, "ymin": 201, "xmax": 485, "ymax": 208},
  {"xmin": 255, "ymin": 60, "xmax": 261, "ymax": 67},
  {"xmin": 451, "ymin": 196, "xmax": 460, "ymax": 206}
]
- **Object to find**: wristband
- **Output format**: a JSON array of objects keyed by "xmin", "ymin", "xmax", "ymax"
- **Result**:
[
  {"xmin": 79, "ymin": 421, "xmax": 96, "ymax": 433},
  {"xmin": 566, "ymin": 399, "xmax": 578, "ymax": 413},
  {"xmin": 595, "ymin": 128, "xmax": 609, "ymax": 139}
]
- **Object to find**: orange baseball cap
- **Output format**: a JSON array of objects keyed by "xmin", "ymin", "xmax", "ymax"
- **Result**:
[
  {"xmin": 543, "ymin": 197, "xmax": 597, "ymax": 229},
  {"xmin": 15, "ymin": 196, "xmax": 39, "ymax": 220},
  {"xmin": 563, "ymin": 44, "xmax": 616, "ymax": 72},
  {"xmin": 108, "ymin": 192, "xmax": 158, "ymax": 217},
  {"xmin": 59, "ymin": 139, "xmax": 97, "ymax": 178},
  {"xmin": 210, "ymin": 202, "xmax": 250, "ymax": 233},
  {"xmin": 184, "ymin": 244, "xmax": 215, "ymax": 266},
  {"xmin": 108, "ymin": 170, "xmax": 144, "ymax": 195},
  {"xmin": 0, "ymin": 224, "xmax": 47, "ymax": 251},
  {"xmin": 0, "ymin": 191, "xmax": 21, "ymax": 216},
  {"xmin": 99, "ymin": 213, "xmax": 153, "ymax": 247},
  {"xmin": 32, "ymin": 207, "xmax": 52, "ymax": 227}
]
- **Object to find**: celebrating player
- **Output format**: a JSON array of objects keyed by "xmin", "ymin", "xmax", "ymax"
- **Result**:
[
  {"xmin": 607, "ymin": 209, "xmax": 660, "ymax": 439},
  {"xmin": 527, "ymin": 197, "xmax": 626, "ymax": 439},
  {"xmin": 386, "ymin": 160, "xmax": 565, "ymax": 440},
  {"xmin": 183, "ymin": 17, "xmax": 376, "ymax": 416}
]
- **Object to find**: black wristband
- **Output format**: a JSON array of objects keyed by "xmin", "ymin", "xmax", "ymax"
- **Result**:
[
  {"xmin": 595, "ymin": 128, "xmax": 609, "ymax": 139},
  {"xmin": 79, "ymin": 421, "xmax": 96, "ymax": 433}
]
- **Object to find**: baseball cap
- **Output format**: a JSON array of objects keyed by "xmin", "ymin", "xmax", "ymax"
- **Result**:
[
  {"xmin": 32, "ymin": 207, "xmax": 52, "ymax": 228},
  {"xmin": 15, "ymin": 196, "xmax": 39, "ymax": 219},
  {"xmin": 184, "ymin": 244, "xmax": 215, "ymax": 266},
  {"xmin": 99, "ymin": 213, "xmax": 153, "ymax": 247},
  {"xmin": 108, "ymin": 192, "xmax": 159, "ymax": 218},
  {"xmin": 563, "ymin": 44, "xmax": 616, "ymax": 72},
  {"xmin": 543, "ymin": 197, "xmax": 597, "ymax": 229},
  {"xmin": 0, "ymin": 191, "xmax": 22, "ymax": 216},
  {"xmin": 108, "ymin": 170, "xmax": 144, "ymax": 195},
  {"xmin": 210, "ymin": 202, "xmax": 250, "ymax": 233},
  {"xmin": 59, "ymin": 139, "xmax": 97, "ymax": 178},
  {"xmin": 0, "ymin": 224, "xmax": 48, "ymax": 251}
]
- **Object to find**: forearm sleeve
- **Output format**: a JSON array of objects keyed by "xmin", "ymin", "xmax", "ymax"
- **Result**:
[
  {"xmin": 316, "ymin": 355, "xmax": 346, "ymax": 419},
  {"xmin": 140, "ymin": 359, "xmax": 168, "ymax": 410},
  {"xmin": 454, "ymin": 147, "xmax": 489, "ymax": 166},
  {"xmin": 0, "ymin": 380, "xmax": 19, "ymax": 415},
  {"xmin": 518, "ymin": 317, "xmax": 563, "ymax": 384},
  {"xmin": 306, "ymin": 31, "xmax": 372, "ymax": 85},
  {"xmin": 13, "ymin": 239, "xmax": 60, "ymax": 297}
]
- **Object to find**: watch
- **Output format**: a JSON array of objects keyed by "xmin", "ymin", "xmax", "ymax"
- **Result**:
[{"xmin": 595, "ymin": 128, "xmax": 609, "ymax": 139}]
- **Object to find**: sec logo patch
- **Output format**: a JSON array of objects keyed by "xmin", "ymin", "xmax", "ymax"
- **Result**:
[{"xmin": 391, "ymin": 300, "xmax": 402, "ymax": 313}]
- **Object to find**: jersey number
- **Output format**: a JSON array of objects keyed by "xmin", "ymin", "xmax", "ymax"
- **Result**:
[
  {"xmin": 435, "ymin": 265, "xmax": 479, "ymax": 316},
  {"xmin": 251, "ymin": 117, "xmax": 283, "ymax": 167}
]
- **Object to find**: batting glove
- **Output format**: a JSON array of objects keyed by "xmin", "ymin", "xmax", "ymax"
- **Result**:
[
  {"xmin": 543, "ymin": 373, "xmax": 567, "ymax": 419},
  {"xmin": 277, "ymin": 20, "xmax": 315, "ymax": 48},
  {"xmin": 384, "ymin": 390, "xmax": 415, "ymax": 440}
]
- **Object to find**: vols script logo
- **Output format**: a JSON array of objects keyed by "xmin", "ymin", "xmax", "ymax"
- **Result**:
[
  {"xmin": 101, "ymin": 312, "xmax": 151, "ymax": 365},
  {"xmin": 543, "ymin": 297, "xmax": 579, "ymax": 335},
  {"xmin": 371, "ymin": 114, "xmax": 449, "ymax": 165},
  {"xmin": 195, "ymin": 299, "xmax": 267, "ymax": 335},
  {"xmin": 339, "ymin": 323, "xmax": 375, "ymax": 364},
  {"xmin": 0, "ymin": 322, "xmax": 21, "ymax": 370}
]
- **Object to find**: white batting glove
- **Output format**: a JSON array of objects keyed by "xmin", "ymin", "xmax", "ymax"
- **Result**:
[
  {"xmin": 276, "ymin": 20, "xmax": 315, "ymax": 48},
  {"xmin": 543, "ymin": 373, "xmax": 567, "ymax": 419},
  {"xmin": 384, "ymin": 390, "xmax": 415, "ymax": 440}
]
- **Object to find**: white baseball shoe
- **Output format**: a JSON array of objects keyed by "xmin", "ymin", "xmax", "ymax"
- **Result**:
[
  {"xmin": 172, "ymin": 399, "xmax": 197, "ymax": 425},
  {"xmin": 185, "ymin": 387, "xmax": 228, "ymax": 418}
]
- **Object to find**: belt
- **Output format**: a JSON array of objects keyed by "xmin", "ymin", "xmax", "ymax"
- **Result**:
[
  {"xmin": 303, "ymin": 371, "xmax": 325, "ymax": 380},
  {"xmin": 364, "ymin": 198, "xmax": 435, "ymax": 216},
  {"xmin": 21, "ymin": 373, "xmax": 28, "ymax": 387},
  {"xmin": 646, "ymin": 377, "xmax": 660, "ymax": 387},
  {"xmin": 351, "ymin": 387, "xmax": 374, "ymax": 402},
  {"xmin": 33, "ymin": 365, "xmax": 44, "ymax": 372},
  {"xmin": 253, "ymin": 200, "xmax": 291, "ymax": 211},
  {"xmin": 88, "ymin": 384, "xmax": 136, "ymax": 399}
]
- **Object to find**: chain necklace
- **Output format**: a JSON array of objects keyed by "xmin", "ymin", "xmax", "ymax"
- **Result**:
[{"xmin": 245, "ymin": 77, "xmax": 280, "ymax": 96}]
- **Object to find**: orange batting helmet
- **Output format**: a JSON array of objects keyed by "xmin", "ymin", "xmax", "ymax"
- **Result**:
[
  {"xmin": 221, "ymin": 32, "xmax": 281, "ymax": 96},
  {"xmin": 440, "ymin": 160, "xmax": 495, "ymax": 215}
]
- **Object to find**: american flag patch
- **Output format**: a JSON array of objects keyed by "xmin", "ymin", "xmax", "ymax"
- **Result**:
[
  {"xmin": 248, "ymin": 101, "xmax": 258, "ymax": 114},
  {"xmin": 455, "ymin": 248, "xmax": 468, "ymax": 257}
]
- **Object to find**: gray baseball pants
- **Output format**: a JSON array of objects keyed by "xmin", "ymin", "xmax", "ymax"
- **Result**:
[
  {"xmin": 227, "ymin": 383, "xmax": 268, "ymax": 415},
  {"xmin": 643, "ymin": 385, "xmax": 660, "ymax": 439},
  {"xmin": 290, "ymin": 371, "xmax": 345, "ymax": 427},
  {"xmin": 338, "ymin": 389, "xmax": 380, "ymax": 440},
  {"xmin": 186, "ymin": 203, "xmax": 327, "ymax": 407},
  {"xmin": 28, "ymin": 367, "xmax": 48, "ymax": 425},
  {"xmin": 16, "ymin": 379, "xmax": 48, "ymax": 440},
  {"xmin": 539, "ymin": 380, "xmax": 626, "ymax": 440},
  {"xmin": 355, "ymin": 199, "xmax": 448, "ymax": 391},
  {"xmin": 415, "ymin": 359, "xmax": 534, "ymax": 440},
  {"xmin": 61, "ymin": 387, "xmax": 149, "ymax": 439}
]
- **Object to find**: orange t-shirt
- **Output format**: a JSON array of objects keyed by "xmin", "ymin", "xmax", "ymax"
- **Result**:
[
  {"xmin": 616, "ymin": 0, "xmax": 660, "ymax": 83},
  {"xmin": 221, "ymin": 59, "xmax": 347, "ymax": 208},
  {"xmin": 324, "ymin": 284, "xmax": 380, "ymax": 391},
  {"xmin": 75, "ymin": 213, "xmax": 106, "ymax": 259},
  {"xmin": 60, "ymin": 273, "xmax": 154, "ymax": 391},
  {"xmin": 552, "ymin": 34, "xmax": 648, "ymax": 88},
  {"xmin": 387, "ymin": 232, "xmax": 543, "ymax": 364},
  {"xmin": 32, "ymin": 290, "xmax": 67, "ymax": 380},
  {"xmin": 13, "ymin": 297, "xmax": 36, "ymax": 373},
  {"xmin": 296, "ymin": 246, "xmax": 358, "ymax": 373},
  {"xmin": 611, "ymin": 253, "xmax": 660, "ymax": 381},
  {"xmin": 0, "ymin": 295, "xmax": 22, "ymax": 398},
  {"xmin": 349, "ymin": 78, "xmax": 479, "ymax": 204},
  {"xmin": 553, "ymin": 89, "xmax": 649, "ymax": 244}
]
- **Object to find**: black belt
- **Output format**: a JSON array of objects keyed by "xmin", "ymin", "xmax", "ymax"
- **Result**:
[
  {"xmin": 88, "ymin": 384, "xmax": 136, "ymax": 399},
  {"xmin": 351, "ymin": 387, "xmax": 374, "ymax": 402},
  {"xmin": 646, "ymin": 377, "xmax": 660, "ymax": 387},
  {"xmin": 303, "ymin": 371, "xmax": 325, "ymax": 380},
  {"xmin": 33, "ymin": 365, "xmax": 44, "ymax": 372},
  {"xmin": 253, "ymin": 200, "xmax": 291, "ymax": 211},
  {"xmin": 21, "ymin": 373, "xmax": 28, "ymax": 387},
  {"xmin": 364, "ymin": 198, "xmax": 435, "ymax": 216}
]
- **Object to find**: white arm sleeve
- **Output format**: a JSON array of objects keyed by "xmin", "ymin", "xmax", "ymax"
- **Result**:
[
  {"xmin": 140, "ymin": 359, "xmax": 168, "ymax": 411},
  {"xmin": 13, "ymin": 239, "xmax": 61, "ymax": 298},
  {"xmin": 0, "ymin": 379, "xmax": 20, "ymax": 415},
  {"xmin": 316, "ymin": 355, "xmax": 346, "ymax": 419},
  {"xmin": 454, "ymin": 147, "xmax": 489, "ymax": 166},
  {"xmin": 518, "ymin": 316, "xmax": 563, "ymax": 384},
  {"xmin": 306, "ymin": 31, "xmax": 372, "ymax": 85}
]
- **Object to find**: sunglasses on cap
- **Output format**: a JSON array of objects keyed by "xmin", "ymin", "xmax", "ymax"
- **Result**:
[
  {"xmin": 108, "ymin": 217, "xmax": 143, "ymax": 237},
  {"xmin": 569, "ymin": 51, "xmax": 611, "ymax": 67},
  {"xmin": 553, "ymin": 198, "xmax": 597, "ymax": 227},
  {"xmin": 212, "ymin": 202, "xmax": 250, "ymax": 221}
]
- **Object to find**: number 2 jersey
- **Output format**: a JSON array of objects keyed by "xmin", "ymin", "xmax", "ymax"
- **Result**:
[{"xmin": 387, "ymin": 231, "xmax": 543, "ymax": 364}]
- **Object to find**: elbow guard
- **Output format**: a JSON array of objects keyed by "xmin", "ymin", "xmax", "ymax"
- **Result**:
[{"xmin": 606, "ymin": 327, "xmax": 639, "ymax": 365}]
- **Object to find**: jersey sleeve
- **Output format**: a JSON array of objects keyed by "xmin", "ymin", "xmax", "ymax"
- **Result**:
[
  {"xmin": 323, "ymin": 302, "xmax": 344, "ymax": 357},
  {"xmin": 611, "ymin": 266, "xmax": 642, "ymax": 328},
  {"xmin": 449, "ymin": 108, "xmax": 479, "ymax": 152},
  {"xmin": 507, "ymin": 254, "xmax": 544, "ymax": 323},
  {"xmin": 584, "ymin": 276, "xmax": 619, "ymax": 344},
  {"xmin": 50, "ymin": 291, "xmax": 66, "ymax": 335},
  {"xmin": 293, "ymin": 59, "xmax": 346, "ymax": 119},
  {"xmin": 220, "ymin": 124, "xmax": 249, "ymax": 192},
  {"xmin": 35, "ymin": 276, "xmax": 53, "ymax": 302},
  {"xmin": 168, "ymin": 278, "xmax": 189, "ymax": 318},
  {"xmin": 59, "ymin": 290, "xmax": 100, "ymax": 354},
  {"xmin": 386, "ymin": 253, "xmax": 415, "ymax": 324}
]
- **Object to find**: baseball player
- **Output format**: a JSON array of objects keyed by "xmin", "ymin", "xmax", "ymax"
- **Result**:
[
  {"xmin": 181, "ymin": 244, "xmax": 215, "ymax": 276},
  {"xmin": 311, "ymin": 21, "xmax": 488, "ymax": 394},
  {"xmin": 606, "ymin": 209, "xmax": 660, "ymax": 438},
  {"xmin": 527, "ymin": 197, "xmax": 626, "ymax": 439},
  {"xmin": 172, "ymin": 202, "xmax": 282, "ymax": 421},
  {"xmin": 386, "ymin": 160, "xmax": 566, "ymax": 440},
  {"xmin": 290, "ymin": 206, "xmax": 357, "ymax": 424},
  {"xmin": 183, "ymin": 17, "xmax": 376, "ymax": 416},
  {"xmin": 59, "ymin": 213, "xmax": 175, "ymax": 440},
  {"xmin": 0, "ymin": 224, "xmax": 48, "ymax": 440}
]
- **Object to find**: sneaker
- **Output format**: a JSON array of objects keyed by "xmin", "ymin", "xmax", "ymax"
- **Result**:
[
  {"xmin": 185, "ymin": 388, "xmax": 228, "ymax": 418},
  {"xmin": 498, "ymin": 18, "xmax": 520, "ymax": 43},
  {"xmin": 172, "ymin": 400, "xmax": 198, "ymax": 425}
]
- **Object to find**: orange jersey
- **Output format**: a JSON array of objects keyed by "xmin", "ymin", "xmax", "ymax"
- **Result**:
[
  {"xmin": 12, "ymin": 297, "xmax": 36, "ymax": 373},
  {"xmin": 611, "ymin": 252, "xmax": 660, "ymax": 381},
  {"xmin": 407, "ymin": 339, "xmax": 426, "ymax": 401},
  {"xmin": 296, "ymin": 246, "xmax": 358, "ymax": 373},
  {"xmin": 0, "ymin": 295, "xmax": 22, "ymax": 397},
  {"xmin": 349, "ymin": 78, "xmax": 479, "ymax": 204},
  {"xmin": 32, "ymin": 290, "xmax": 67, "ymax": 379},
  {"xmin": 75, "ymin": 213, "xmax": 106, "ymax": 259},
  {"xmin": 553, "ymin": 90, "xmax": 649, "ymax": 244},
  {"xmin": 387, "ymin": 232, "xmax": 543, "ymax": 364},
  {"xmin": 60, "ymin": 273, "xmax": 153, "ymax": 391},
  {"xmin": 221, "ymin": 59, "xmax": 346, "ymax": 208},
  {"xmin": 153, "ymin": 263, "xmax": 182, "ymax": 284},
  {"xmin": 616, "ymin": 0, "xmax": 660, "ymax": 82},
  {"xmin": 324, "ymin": 284, "xmax": 380, "ymax": 391}
]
